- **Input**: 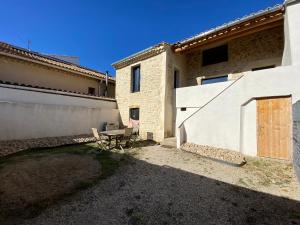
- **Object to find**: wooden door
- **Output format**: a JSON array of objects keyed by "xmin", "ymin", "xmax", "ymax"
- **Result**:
[{"xmin": 257, "ymin": 96, "xmax": 291, "ymax": 160}]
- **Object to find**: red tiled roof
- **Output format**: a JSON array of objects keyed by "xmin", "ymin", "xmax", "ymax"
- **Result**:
[{"xmin": 0, "ymin": 41, "xmax": 115, "ymax": 82}]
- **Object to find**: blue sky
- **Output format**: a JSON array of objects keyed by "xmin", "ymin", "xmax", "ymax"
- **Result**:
[{"xmin": 0, "ymin": 0, "xmax": 282, "ymax": 75}]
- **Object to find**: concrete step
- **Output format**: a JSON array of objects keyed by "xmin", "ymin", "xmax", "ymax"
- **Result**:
[{"xmin": 161, "ymin": 137, "xmax": 177, "ymax": 148}]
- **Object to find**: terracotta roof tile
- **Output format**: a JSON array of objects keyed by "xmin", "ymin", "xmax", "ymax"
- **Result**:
[{"xmin": 0, "ymin": 41, "xmax": 115, "ymax": 82}]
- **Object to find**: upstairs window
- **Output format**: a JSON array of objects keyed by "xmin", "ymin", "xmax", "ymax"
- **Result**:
[
  {"xmin": 202, "ymin": 44, "xmax": 228, "ymax": 66},
  {"xmin": 201, "ymin": 75, "xmax": 228, "ymax": 85},
  {"xmin": 131, "ymin": 65, "xmax": 140, "ymax": 93},
  {"xmin": 130, "ymin": 108, "xmax": 140, "ymax": 120},
  {"xmin": 88, "ymin": 87, "xmax": 95, "ymax": 95}
]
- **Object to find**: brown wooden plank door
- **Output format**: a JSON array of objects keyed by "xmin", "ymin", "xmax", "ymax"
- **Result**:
[{"xmin": 257, "ymin": 96, "xmax": 292, "ymax": 160}]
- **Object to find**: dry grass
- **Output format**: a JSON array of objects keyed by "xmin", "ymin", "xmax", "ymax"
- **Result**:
[
  {"xmin": 240, "ymin": 157, "xmax": 293, "ymax": 187},
  {"xmin": 0, "ymin": 143, "xmax": 122, "ymax": 223}
]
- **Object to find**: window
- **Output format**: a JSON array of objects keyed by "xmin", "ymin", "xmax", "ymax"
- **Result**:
[
  {"xmin": 88, "ymin": 87, "xmax": 95, "ymax": 95},
  {"xmin": 174, "ymin": 69, "xmax": 180, "ymax": 89},
  {"xmin": 202, "ymin": 44, "xmax": 228, "ymax": 66},
  {"xmin": 201, "ymin": 75, "xmax": 228, "ymax": 85},
  {"xmin": 252, "ymin": 65, "xmax": 275, "ymax": 71},
  {"xmin": 131, "ymin": 65, "xmax": 140, "ymax": 93},
  {"xmin": 130, "ymin": 108, "xmax": 139, "ymax": 120}
]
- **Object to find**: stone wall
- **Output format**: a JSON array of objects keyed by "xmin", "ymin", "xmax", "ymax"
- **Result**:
[
  {"xmin": 165, "ymin": 49, "xmax": 187, "ymax": 137},
  {"xmin": 115, "ymin": 52, "xmax": 167, "ymax": 142},
  {"xmin": 0, "ymin": 135, "xmax": 95, "ymax": 157},
  {"xmin": 185, "ymin": 26, "xmax": 284, "ymax": 85}
]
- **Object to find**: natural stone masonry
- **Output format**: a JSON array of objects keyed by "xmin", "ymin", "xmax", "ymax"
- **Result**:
[
  {"xmin": 186, "ymin": 26, "xmax": 284, "ymax": 86},
  {"xmin": 116, "ymin": 52, "xmax": 167, "ymax": 142},
  {"xmin": 0, "ymin": 134, "xmax": 95, "ymax": 157},
  {"xmin": 181, "ymin": 143, "xmax": 246, "ymax": 166}
]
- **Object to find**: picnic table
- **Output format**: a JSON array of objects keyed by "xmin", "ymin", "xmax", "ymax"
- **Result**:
[{"xmin": 100, "ymin": 129, "xmax": 125, "ymax": 148}]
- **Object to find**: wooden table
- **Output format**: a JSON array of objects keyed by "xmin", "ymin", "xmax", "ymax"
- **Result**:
[{"xmin": 100, "ymin": 129, "xmax": 125, "ymax": 148}]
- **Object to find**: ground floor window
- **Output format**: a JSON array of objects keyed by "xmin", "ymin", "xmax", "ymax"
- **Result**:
[{"xmin": 130, "ymin": 108, "xmax": 139, "ymax": 120}]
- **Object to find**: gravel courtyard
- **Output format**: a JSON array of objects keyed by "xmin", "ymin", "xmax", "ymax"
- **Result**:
[{"xmin": 18, "ymin": 145, "xmax": 300, "ymax": 225}]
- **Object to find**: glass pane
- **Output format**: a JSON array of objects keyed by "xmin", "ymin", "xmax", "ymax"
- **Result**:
[
  {"xmin": 130, "ymin": 108, "xmax": 139, "ymax": 120},
  {"xmin": 202, "ymin": 76, "xmax": 228, "ymax": 85},
  {"xmin": 132, "ymin": 66, "xmax": 140, "ymax": 92}
]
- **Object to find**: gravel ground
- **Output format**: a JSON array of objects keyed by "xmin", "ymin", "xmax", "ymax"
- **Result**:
[{"xmin": 17, "ymin": 145, "xmax": 300, "ymax": 225}]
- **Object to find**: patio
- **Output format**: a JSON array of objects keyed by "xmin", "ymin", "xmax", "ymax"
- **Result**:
[{"xmin": 2, "ymin": 143, "xmax": 299, "ymax": 225}]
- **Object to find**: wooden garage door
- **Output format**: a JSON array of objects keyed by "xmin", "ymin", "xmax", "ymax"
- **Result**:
[{"xmin": 257, "ymin": 96, "xmax": 291, "ymax": 160}]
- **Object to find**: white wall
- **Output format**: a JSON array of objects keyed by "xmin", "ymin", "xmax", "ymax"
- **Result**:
[
  {"xmin": 283, "ymin": 0, "xmax": 300, "ymax": 65},
  {"xmin": 240, "ymin": 100, "xmax": 257, "ymax": 156},
  {"xmin": 176, "ymin": 81, "xmax": 234, "ymax": 108},
  {"xmin": 176, "ymin": 65, "xmax": 300, "ymax": 156},
  {"xmin": 0, "ymin": 85, "xmax": 119, "ymax": 141},
  {"xmin": 0, "ymin": 84, "xmax": 116, "ymax": 108}
]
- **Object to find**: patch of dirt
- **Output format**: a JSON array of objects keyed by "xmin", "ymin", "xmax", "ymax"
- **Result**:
[{"xmin": 0, "ymin": 154, "xmax": 101, "ymax": 220}]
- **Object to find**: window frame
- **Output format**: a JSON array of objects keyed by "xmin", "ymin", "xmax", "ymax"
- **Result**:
[
  {"xmin": 131, "ymin": 65, "xmax": 141, "ymax": 93},
  {"xmin": 129, "ymin": 108, "xmax": 140, "ymax": 120},
  {"xmin": 201, "ymin": 75, "xmax": 228, "ymax": 85}
]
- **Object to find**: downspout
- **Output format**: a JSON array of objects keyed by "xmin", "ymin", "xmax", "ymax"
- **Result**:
[{"xmin": 105, "ymin": 71, "xmax": 109, "ymax": 97}]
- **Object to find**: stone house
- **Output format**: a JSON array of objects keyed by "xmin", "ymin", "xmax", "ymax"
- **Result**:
[
  {"xmin": 113, "ymin": 0, "xmax": 300, "ymax": 162},
  {"xmin": 0, "ymin": 41, "xmax": 115, "ymax": 97}
]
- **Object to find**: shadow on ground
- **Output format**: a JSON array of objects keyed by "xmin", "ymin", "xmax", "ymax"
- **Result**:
[{"xmin": 1, "ymin": 143, "xmax": 300, "ymax": 225}]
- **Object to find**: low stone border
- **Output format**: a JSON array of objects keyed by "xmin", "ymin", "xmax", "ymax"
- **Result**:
[
  {"xmin": 0, "ymin": 134, "xmax": 95, "ymax": 157},
  {"xmin": 181, "ymin": 143, "xmax": 246, "ymax": 166}
]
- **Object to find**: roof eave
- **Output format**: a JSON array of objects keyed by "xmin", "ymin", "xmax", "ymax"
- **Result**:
[
  {"xmin": 112, "ymin": 42, "xmax": 170, "ymax": 70},
  {"xmin": 173, "ymin": 4, "xmax": 284, "ymax": 53},
  {"xmin": 0, "ymin": 51, "xmax": 115, "ymax": 83}
]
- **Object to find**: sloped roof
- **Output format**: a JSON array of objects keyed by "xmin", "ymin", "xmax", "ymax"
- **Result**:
[
  {"xmin": 112, "ymin": 3, "xmax": 284, "ymax": 69},
  {"xmin": 112, "ymin": 42, "xmax": 169, "ymax": 69},
  {"xmin": 173, "ymin": 4, "xmax": 284, "ymax": 52},
  {"xmin": 0, "ymin": 41, "xmax": 115, "ymax": 82},
  {"xmin": 175, "ymin": 4, "xmax": 283, "ymax": 46}
]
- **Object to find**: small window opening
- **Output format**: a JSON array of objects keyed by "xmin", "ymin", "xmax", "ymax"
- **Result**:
[
  {"xmin": 202, "ymin": 44, "xmax": 228, "ymax": 66},
  {"xmin": 131, "ymin": 66, "xmax": 140, "ymax": 93},
  {"xmin": 174, "ymin": 69, "xmax": 180, "ymax": 88},
  {"xmin": 88, "ymin": 87, "xmax": 95, "ymax": 95},
  {"xmin": 130, "ymin": 108, "xmax": 140, "ymax": 120},
  {"xmin": 201, "ymin": 75, "xmax": 228, "ymax": 85}
]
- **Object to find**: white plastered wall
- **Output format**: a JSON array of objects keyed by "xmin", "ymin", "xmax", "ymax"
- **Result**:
[{"xmin": 0, "ymin": 85, "xmax": 119, "ymax": 141}]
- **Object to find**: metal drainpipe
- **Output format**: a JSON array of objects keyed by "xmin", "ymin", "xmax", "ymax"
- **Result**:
[{"xmin": 105, "ymin": 71, "xmax": 108, "ymax": 97}]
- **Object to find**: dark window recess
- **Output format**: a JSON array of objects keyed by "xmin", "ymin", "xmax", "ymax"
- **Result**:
[
  {"xmin": 181, "ymin": 108, "xmax": 187, "ymax": 111},
  {"xmin": 202, "ymin": 44, "xmax": 228, "ymax": 66},
  {"xmin": 130, "ymin": 108, "xmax": 140, "ymax": 120},
  {"xmin": 252, "ymin": 65, "xmax": 275, "ymax": 71},
  {"xmin": 202, "ymin": 76, "xmax": 228, "ymax": 85},
  {"xmin": 131, "ymin": 66, "xmax": 141, "ymax": 92},
  {"xmin": 88, "ymin": 87, "xmax": 96, "ymax": 95},
  {"xmin": 174, "ymin": 70, "xmax": 180, "ymax": 89}
]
